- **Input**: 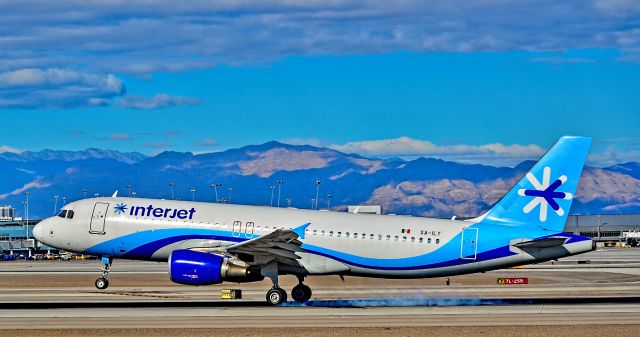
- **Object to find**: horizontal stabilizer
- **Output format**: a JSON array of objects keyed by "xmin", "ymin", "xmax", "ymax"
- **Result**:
[{"xmin": 513, "ymin": 237, "xmax": 567, "ymax": 249}]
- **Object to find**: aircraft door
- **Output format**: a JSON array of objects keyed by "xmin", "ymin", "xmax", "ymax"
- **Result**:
[
  {"xmin": 90, "ymin": 202, "xmax": 109, "ymax": 234},
  {"xmin": 460, "ymin": 227, "xmax": 478, "ymax": 260}
]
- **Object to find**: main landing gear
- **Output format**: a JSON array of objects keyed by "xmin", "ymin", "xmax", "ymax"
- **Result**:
[
  {"xmin": 266, "ymin": 287, "xmax": 287, "ymax": 305},
  {"xmin": 291, "ymin": 283, "xmax": 312, "ymax": 303},
  {"xmin": 262, "ymin": 262, "xmax": 312, "ymax": 305},
  {"xmin": 264, "ymin": 276, "xmax": 312, "ymax": 306},
  {"xmin": 95, "ymin": 256, "xmax": 112, "ymax": 290}
]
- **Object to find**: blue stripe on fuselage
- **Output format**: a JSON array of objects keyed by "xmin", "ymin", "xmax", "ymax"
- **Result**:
[{"xmin": 83, "ymin": 226, "xmax": 590, "ymax": 271}]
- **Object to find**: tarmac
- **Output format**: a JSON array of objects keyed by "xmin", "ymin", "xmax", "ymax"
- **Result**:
[{"xmin": 0, "ymin": 248, "xmax": 639, "ymax": 336}]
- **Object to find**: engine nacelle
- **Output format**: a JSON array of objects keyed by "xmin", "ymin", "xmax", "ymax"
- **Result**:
[{"xmin": 169, "ymin": 249, "xmax": 263, "ymax": 286}]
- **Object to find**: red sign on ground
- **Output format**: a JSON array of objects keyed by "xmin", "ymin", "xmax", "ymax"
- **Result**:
[{"xmin": 497, "ymin": 277, "xmax": 528, "ymax": 285}]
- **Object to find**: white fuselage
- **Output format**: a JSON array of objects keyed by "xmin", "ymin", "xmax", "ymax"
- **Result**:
[{"xmin": 34, "ymin": 197, "xmax": 593, "ymax": 279}]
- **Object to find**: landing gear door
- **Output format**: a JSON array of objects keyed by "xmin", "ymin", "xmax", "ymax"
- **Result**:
[
  {"xmin": 90, "ymin": 202, "xmax": 109, "ymax": 234},
  {"xmin": 460, "ymin": 227, "xmax": 478, "ymax": 260}
]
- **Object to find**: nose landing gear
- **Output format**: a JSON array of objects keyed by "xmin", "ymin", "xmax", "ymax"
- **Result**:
[{"xmin": 95, "ymin": 256, "xmax": 112, "ymax": 290}]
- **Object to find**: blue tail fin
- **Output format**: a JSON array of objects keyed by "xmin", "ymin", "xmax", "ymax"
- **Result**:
[{"xmin": 481, "ymin": 136, "xmax": 591, "ymax": 232}]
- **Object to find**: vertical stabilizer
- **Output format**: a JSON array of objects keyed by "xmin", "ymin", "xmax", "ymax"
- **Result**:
[{"xmin": 480, "ymin": 136, "xmax": 591, "ymax": 232}]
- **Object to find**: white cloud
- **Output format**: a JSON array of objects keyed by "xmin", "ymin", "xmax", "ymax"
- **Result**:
[
  {"xmin": 195, "ymin": 139, "xmax": 218, "ymax": 147},
  {"xmin": 1, "ymin": 1, "xmax": 639, "ymax": 108},
  {"xmin": 94, "ymin": 133, "xmax": 133, "ymax": 141},
  {"xmin": 0, "ymin": 145, "xmax": 23, "ymax": 154},
  {"xmin": 587, "ymin": 146, "xmax": 640, "ymax": 167},
  {"xmin": 331, "ymin": 137, "xmax": 546, "ymax": 166},
  {"xmin": 0, "ymin": 68, "xmax": 125, "ymax": 108},
  {"xmin": 0, "ymin": 1, "xmax": 638, "ymax": 77},
  {"xmin": 116, "ymin": 93, "xmax": 201, "ymax": 110},
  {"xmin": 0, "ymin": 178, "xmax": 50, "ymax": 200}
]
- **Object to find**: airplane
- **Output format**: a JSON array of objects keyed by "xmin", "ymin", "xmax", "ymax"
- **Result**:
[{"xmin": 33, "ymin": 136, "xmax": 594, "ymax": 305}]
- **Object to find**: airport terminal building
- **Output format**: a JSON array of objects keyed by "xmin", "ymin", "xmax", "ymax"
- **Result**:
[{"xmin": 564, "ymin": 214, "xmax": 640, "ymax": 244}]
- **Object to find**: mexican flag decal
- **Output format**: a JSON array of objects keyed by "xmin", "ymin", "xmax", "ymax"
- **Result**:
[{"xmin": 401, "ymin": 228, "xmax": 411, "ymax": 234}]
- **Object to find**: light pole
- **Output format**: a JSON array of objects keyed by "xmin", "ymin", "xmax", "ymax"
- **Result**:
[
  {"xmin": 82, "ymin": 188, "xmax": 88, "ymax": 199},
  {"xmin": 227, "ymin": 187, "xmax": 233, "ymax": 203},
  {"xmin": 598, "ymin": 221, "xmax": 610, "ymax": 241},
  {"xmin": 93, "ymin": 193, "xmax": 99, "ymax": 198},
  {"xmin": 209, "ymin": 183, "xmax": 222, "ymax": 203},
  {"xmin": 169, "ymin": 182, "xmax": 175, "ymax": 200},
  {"xmin": 62, "ymin": 196, "xmax": 66, "ymax": 206},
  {"xmin": 270, "ymin": 186, "xmax": 275, "ymax": 207},
  {"xmin": 327, "ymin": 194, "xmax": 332, "ymax": 209},
  {"xmin": 131, "ymin": 191, "xmax": 137, "ymax": 198},
  {"xmin": 190, "ymin": 188, "xmax": 197, "ymax": 201},
  {"xmin": 24, "ymin": 192, "xmax": 29, "ymax": 238},
  {"xmin": 276, "ymin": 180, "xmax": 284, "ymax": 207},
  {"xmin": 53, "ymin": 195, "xmax": 59, "ymax": 215},
  {"xmin": 126, "ymin": 184, "xmax": 132, "ymax": 197},
  {"xmin": 311, "ymin": 198, "xmax": 315, "ymax": 209},
  {"xmin": 314, "ymin": 180, "xmax": 321, "ymax": 210},
  {"xmin": 286, "ymin": 198, "xmax": 292, "ymax": 207}
]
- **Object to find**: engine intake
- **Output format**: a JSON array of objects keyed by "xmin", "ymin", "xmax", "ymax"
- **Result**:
[{"xmin": 169, "ymin": 249, "xmax": 262, "ymax": 286}]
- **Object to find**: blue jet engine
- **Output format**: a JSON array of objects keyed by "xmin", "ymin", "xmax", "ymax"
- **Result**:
[{"xmin": 169, "ymin": 249, "xmax": 262, "ymax": 286}]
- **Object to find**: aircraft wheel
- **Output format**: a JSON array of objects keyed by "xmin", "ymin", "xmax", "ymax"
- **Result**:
[
  {"xmin": 291, "ymin": 284, "xmax": 312, "ymax": 303},
  {"xmin": 95, "ymin": 277, "xmax": 109, "ymax": 290},
  {"xmin": 266, "ymin": 287, "xmax": 287, "ymax": 305}
]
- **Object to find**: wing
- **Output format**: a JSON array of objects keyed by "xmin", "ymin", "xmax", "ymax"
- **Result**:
[{"xmin": 218, "ymin": 223, "xmax": 311, "ymax": 267}]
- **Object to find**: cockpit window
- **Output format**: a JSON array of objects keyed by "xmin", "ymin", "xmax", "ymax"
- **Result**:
[
  {"xmin": 67, "ymin": 210, "xmax": 74, "ymax": 219},
  {"xmin": 57, "ymin": 210, "xmax": 67, "ymax": 218}
]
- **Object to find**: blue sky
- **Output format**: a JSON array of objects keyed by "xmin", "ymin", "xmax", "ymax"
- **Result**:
[{"xmin": 0, "ymin": 1, "xmax": 639, "ymax": 166}]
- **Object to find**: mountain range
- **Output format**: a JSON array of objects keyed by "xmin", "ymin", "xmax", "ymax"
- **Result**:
[{"xmin": 1, "ymin": 141, "xmax": 639, "ymax": 219}]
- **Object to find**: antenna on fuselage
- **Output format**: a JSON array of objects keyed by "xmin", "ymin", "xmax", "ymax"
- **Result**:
[{"xmin": 112, "ymin": 190, "xmax": 118, "ymax": 198}]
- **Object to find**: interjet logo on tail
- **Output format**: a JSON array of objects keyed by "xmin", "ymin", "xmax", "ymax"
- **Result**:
[{"xmin": 517, "ymin": 166, "xmax": 572, "ymax": 222}]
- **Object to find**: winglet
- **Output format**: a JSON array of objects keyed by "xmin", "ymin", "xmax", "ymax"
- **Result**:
[
  {"xmin": 292, "ymin": 223, "xmax": 311, "ymax": 239},
  {"xmin": 112, "ymin": 190, "xmax": 118, "ymax": 198}
]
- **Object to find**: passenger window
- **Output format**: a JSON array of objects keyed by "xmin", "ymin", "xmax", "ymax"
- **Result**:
[
  {"xmin": 386, "ymin": 235, "xmax": 391, "ymax": 240},
  {"xmin": 370, "ymin": 234, "xmax": 374, "ymax": 239},
  {"xmin": 411, "ymin": 237, "xmax": 415, "ymax": 242},
  {"xmin": 57, "ymin": 210, "xmax": 67, "ymax": 218},
  {"xmin": 321, "ymin": 230, "xmax": 325, "ymax": 236},
  {"xmin": 378, "ymin": 234, "xmax": 382, "ymax": 240},
  {"xmin": 329, "ymin": 231, "xmax": 334, "ymax": 236},
  {"xmin": 428, "ymin": 238, "xmax": 432, "ymax": 243},
  {"xmin": 394, "ymin": 236, "xmax": 399, "ymax": 241},
  {"xmin": 436, "ymin": 239, "xmax": 440, "ymax": 244},
  {"xmin": 354, "ymin": 233, "xmax": 358, "ymax": 238},
  {"xmin": 337, "ymin": 232, "xmax": 342, "ymax": 237},
  {"xmin": 419, "ymin": 238, "xmax": 424, "ymax": 243},
  {"xmin": 66, "ymin": 210, "xmax": 74, "ymax": 219},
  {"xmin": 402, "ymin": 236, "xmax": 407, "ymax": 241},
  {"xmin": 346, "ymin": 232, "xmax": 350, "ymax": 238},
  {"xmin": 313, "ymin": 229, "xmax": 317, "ymax": 235}
]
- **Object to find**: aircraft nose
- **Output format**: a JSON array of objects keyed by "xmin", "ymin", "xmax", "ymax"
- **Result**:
[{"xmin": 32, "ymin": 221, "xmax": 44, "ymax": 242}]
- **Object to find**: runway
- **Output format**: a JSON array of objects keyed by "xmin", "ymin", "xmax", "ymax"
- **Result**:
[
  {"xmin": 1, "ymin": 302, "xmax": 640, "ymax": 328},
  {"xmin": 0, "ymin": 248, "xmax": 639, "ymax": 336}
]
